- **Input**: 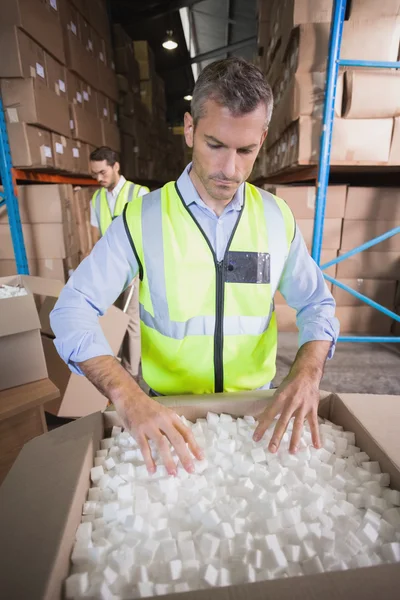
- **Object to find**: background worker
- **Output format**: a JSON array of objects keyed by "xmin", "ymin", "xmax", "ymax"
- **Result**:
[
  {"xmin": 51, "ymin": 58, "xmax": 339, "ymax": 475},
  {"xmin": 89, "ymin": 146, "xmax": 149, "ymax": 380}
]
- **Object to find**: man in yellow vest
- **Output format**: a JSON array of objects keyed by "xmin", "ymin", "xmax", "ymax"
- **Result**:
[
  {"xmin": 89, "ymin": 146, "xmax": 149, "ymax": 379},
  {"xmin": 52, "ymin": 58, "xmax": 339, "ymax": 475}
]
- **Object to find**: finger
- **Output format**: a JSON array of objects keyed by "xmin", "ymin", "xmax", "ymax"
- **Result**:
[
  {"xmin": 308, "ymin": 408, "xmax": 321, "ymax": 449},
  {"xmin": 165, "ymin": 426, "xmax": 195, "ymax": 474},
  {"xmin": 289, "ymin": 411, "xmax": 306, "ymax": 454},
  {"xmin": 154, "ymin": 433, "xmax": 177, "ymax": 476},
  {"xmin": 173, "ymin": 416, "xmax": 205, "ymax": 461},
  {"xmin": 269, "ymin": 408, "xmax": 294, "ymax": 453},
  {"xmin": 253, "ymin": 403, "xmax": 280, "ymax": 442},
  {"xmin": 137, "ymin": 434, "xmax": 156, "ymax": 474}
]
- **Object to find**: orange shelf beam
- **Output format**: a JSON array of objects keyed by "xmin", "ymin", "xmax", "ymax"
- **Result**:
[{"xmin": 12, "ymin": 169, "xmax": 95, "ymax": 186}]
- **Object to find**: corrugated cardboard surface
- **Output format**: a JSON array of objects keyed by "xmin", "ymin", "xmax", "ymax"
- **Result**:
[
  {"xmin": 3, "ymin": 0, "xmax": 65, "ymax": 63},
  {"xmin": 0, "ymin": 222, "xmax": 78, "ymax": 259},
  {"xmin": 343, "ymin": 70, "xmax": 400, "ymax": 119},
  {"xmin": 0, "ymin": 275, "xmax": 50, "ymax": 390},
  {"xmin": 332, "ymin": 278, "xmax": 397, "ymax": 307},
  {"xmin": 345, "ymin": 187, "xmax": 400, "ymax": 221},
  {"xmin": 268, "ymin": 185, "xmax": 347, "ymax": 219},
  {"xmin": 1, "ymin": 391, "xmax": 400, "ymax": 599},
  {"xmin": 336, "ymin": 251, "xmax": 400, "ymax": 279},
  {"xmin": 341, "ymin": 220, "xmax": 400, "ymax": 252},
  {"xmin": 7, "ymin": 123, "xmax": 54, "ymax": 168},
  {"xmin": 42, "ymin": 304, "xmax": 130, "ymax": 417},
  {"xmin": 297, "ymin": 218, "xmax": 343, "ymax": 250}
]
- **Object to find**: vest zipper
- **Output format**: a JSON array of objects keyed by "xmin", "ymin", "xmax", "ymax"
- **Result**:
[
  {"xmin": 175, "ymin": 182, "xmax": 246, "ymax": 394},
  {"xmin": 214, "ymin": 260, "xmax": 225, "ymax": 393}
]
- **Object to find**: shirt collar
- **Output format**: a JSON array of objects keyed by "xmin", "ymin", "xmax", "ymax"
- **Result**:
[
  {"xmin": 176, "ymin": 163, "xmax": 244, "ymax": 212},
  {"xmin": 109, "ymin": 175, "xmax": 126, "ymax": 198}
]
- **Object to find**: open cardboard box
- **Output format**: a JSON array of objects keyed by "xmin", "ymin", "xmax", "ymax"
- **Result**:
[
  {"xmin": 0, "ymin": 274, "xmax": 62, "ymax": 391},
  {"xmin": 1, "ymin": 390, "xmax": 400, "ymax": 599}
]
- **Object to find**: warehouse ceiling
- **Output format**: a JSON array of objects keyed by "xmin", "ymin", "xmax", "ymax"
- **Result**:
[{"xmin": 110, "ymin": 0, "xmax": 257, "ymax": 124}]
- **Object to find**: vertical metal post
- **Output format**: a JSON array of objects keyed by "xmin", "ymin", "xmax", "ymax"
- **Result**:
[
  {"xmin": 0, "ymin": 96, "xmax": 28, "ymax": 274},
  {"xmin": 311, "ymin": 0, "xmax": 347, "ymax": 265}
]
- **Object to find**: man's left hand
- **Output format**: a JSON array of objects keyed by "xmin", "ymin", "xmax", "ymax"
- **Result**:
[{"xmin": 253, "ymin": 374, "xmax": 321, "ymax": 453}]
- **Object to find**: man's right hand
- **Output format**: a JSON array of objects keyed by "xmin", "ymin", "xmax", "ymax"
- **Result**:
[
  {"xmin": 113, "ymin": 386, "xmax": 204, "ymax": 476},
  {"xmin": 79, "ymin": 356, "xmax": 204, "ymax": 476}
]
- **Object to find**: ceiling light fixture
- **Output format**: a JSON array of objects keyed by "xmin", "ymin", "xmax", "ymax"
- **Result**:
[
  {"xmin": 162, "ymin": 30, "xmax": 178, "ymax": 50},
  {"xmin": 184, "ymin": 94, "xmax": 192, "ymax": 101}
]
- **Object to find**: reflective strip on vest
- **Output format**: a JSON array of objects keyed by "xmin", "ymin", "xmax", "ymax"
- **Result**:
[{"xmin": 140, "ymin": 185, "xmax": 287, "ymax": 339}]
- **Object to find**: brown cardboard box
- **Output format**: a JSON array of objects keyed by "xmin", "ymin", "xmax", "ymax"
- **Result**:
[
  {"xmin": 1, "ymin": 0, "xmax": 65, "ymax": 64},
  {"xmin": 41, "ymin": 305, "xmax": 129, "ymax": 417},
  {"xmin": 66, "ymin": 70, "xmax": 83, "ymax": 105},
  {"xmin": 119, "ymin": 115, "xmax": 136, "ymax": 137},
  {"xmin": 0, "ymin": 183, "xmax": 74, "ymax": 225},
  {"xmin": 337, "ymin": 305, "xmax": 393, "ymax": 334},
  {"xmin": 349, "ymin": 0, "xmax": 400, "ymax": 19},
  {"xmin": 51, "ymin": 134, "xmax": 75, "ymax": 171},
  {"xmin": 97, "ymin": 59, "xmax": 119, "ymax": 102},
  {"xmin": 3, "ymin": 390, "xmax": 400, "ymax": 599},
  {"xmin": 345, "ymin": 187, "xmax": 400, "ymax": 221},
  {"xmin": 332, "ymin": 279, "xmax": 397, "ymax": 308},
  {"xmin": 342, "ymin": 18, "xmax": 400, "ymax": 63},
  {"xmin": 341, "ymin": 221, "xmax": 400, "ymax": 252},
  {"xmin": 63, "ymin": 22, "xmax": 99, "ymax": 89},
  {"xmin": 81, "ymin": 81, "xmax": 97, "ymax": 117},
  {"xmin": 343, "ymin": 70, "xmax": 400, "ymax": 119},
  {"xmin": 297, "ymin": 219, "xmax": 343, "ymax": 250},
  {"xmin": 0, "ymin": 275, "xmax": 48, "ymax": 391},
  {"xmin": 284, "ymin": 117, "xmax": 393, "ymax": 167},
  {"xmin": 267, "ymin": 185, "xmax": 347, "ymax": 219},
  {"xmin": 0, "ymin": 223, "xmax": 78, "ymax": 259},
  {"xmin": 7, "ymin": 123, "xmax": 54, "ymax": 168},
  {"xmin": 0, "ymin": 256, "xmax": 80, "ymax": 282},
  {"xmin": 90, "ymin": 0, "xmax": 111, "ymax": 40},
  {"xmin": 45, "ymin": 52, "xmax": 67, "ymax": 99},
  {"xmin": 0, "ymin": 378, "xmax": 58, "ymax": 485},
  {"xmin": 70, "ymin": 140, "xmax": 90, "ymax": 174},
  {"xmin": 389, "ymin": 117, "xmax": 400, "ymax": 166},
  {"xmin": 0, "ymin": 26, "xmax": 46, "ymax": 78},
  {"xmin": 96, "ymin": 92, "xmax": 109, "ymax": 121},
  {"xmin": 336, "ymin": 251, "xmax": 400, "ymax": 279},
  {"xmin": 70, "ymin": 103, "xmax": 103, "ymax": 147},
  {"xmin": 101, "ymin": 121, "xmax": 121, "ymax": 153},
  {"xmin": 1, "ymin": 78, "xmax": 70, "ymax": 137}
]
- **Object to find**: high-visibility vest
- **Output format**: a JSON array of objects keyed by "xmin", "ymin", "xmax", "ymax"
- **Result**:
[
  {"xmin": 92, "ymin": 181, "xmax": 150, "ymax": 236},
  {"xmin": 124, "ymin": 181, "xmax": 295, "ymax": 396}
]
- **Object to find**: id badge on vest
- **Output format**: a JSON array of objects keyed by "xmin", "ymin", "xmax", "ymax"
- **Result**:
[{"xmin": 224, "ymin": 251, "xmax": 270, "ymax": 284}]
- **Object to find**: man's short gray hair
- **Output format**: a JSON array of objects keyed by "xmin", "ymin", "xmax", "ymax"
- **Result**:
[{"xmin": 191, "ymin": 57, "xmax": 273, "ymax": 129}]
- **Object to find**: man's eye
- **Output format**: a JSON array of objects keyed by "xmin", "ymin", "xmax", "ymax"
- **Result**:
[
  {"xmin": 238, "ymin": 149, "xmax": 253, "ymax": 155},
  {"xmin": 207, "ymin": 143, "xmax": 222, "ymax": 149}
]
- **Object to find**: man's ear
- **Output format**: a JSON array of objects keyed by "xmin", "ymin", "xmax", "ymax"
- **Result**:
[{"xmin": 184, "ymin": 112, "xmax": 194, "ymax": 149}]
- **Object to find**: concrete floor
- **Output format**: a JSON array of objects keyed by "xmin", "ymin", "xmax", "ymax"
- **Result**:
[{"xmin": 275, "ymin": 333, "xmax": 400, "ymax": 395}]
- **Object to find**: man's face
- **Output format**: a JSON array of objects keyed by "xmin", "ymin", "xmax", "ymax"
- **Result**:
[
  {"xmin": 184, "ymin": 99, "xmax": 268, "ymax": 202},
  {"xmin": 90, "ymin": 160, "xmax": 119, "ymax": 190}
]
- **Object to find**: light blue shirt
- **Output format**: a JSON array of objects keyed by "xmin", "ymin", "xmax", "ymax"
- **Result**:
[{"xmin": 51, "ymin": 164, "xmax": 339, "ymax": 388}]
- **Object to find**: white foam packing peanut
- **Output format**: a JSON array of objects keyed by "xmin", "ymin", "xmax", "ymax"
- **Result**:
[{"xmin": 67, "ymin": 413, "xmax": 400, "ymax": 598}]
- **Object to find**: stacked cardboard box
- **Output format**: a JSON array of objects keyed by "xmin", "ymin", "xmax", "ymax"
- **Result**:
[
  {"xmin": 335, "ymin": 186, "xmax": 400, "ymax": 335},
  {"xmin": 0, "ymin": 184, "xmax": 96, "ymax": 281},
  {"xmin": 266, "ymin": 184, "xmax": 346, "ymax": 331},
  {"xmin": 0, "ymin": 0, "xmax": 119, "ymax": 172},
  {"xmin": 115, "ymin": 27, "xmax": 186, "ymax": 182},
  {"xmin": 270, "ymin": 184, "xmax": 400, "ymax": 335},
  {"xmin": 256, "ymin": 0, "xmax": 400, "ymax": 177}
]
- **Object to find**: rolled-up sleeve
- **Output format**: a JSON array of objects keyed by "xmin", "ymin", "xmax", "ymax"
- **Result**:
[
  {"xmin": 50, "ymin": 215, "xmax": 139, "ymax": 374},
  {"xmin": 278, "ymin": 226, "xmax": 340, "ymax": 358}
]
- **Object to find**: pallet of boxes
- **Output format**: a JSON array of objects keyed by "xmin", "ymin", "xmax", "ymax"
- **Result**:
[
  {"xmin": 266, "ymin": 184, "xmax": 400, "ymax": 335},
  {"xmin": 114, "ymin": 25, "xmax": 185, "ymax": 183},
  {"xmin": 255, "ymin": 0, "xmax": 400, "ymax": 178}
]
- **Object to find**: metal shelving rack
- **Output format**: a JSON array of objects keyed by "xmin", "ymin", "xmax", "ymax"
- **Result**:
[
  {"xmin": 0, "ymin": 95, "xmax": 95, "ymax": 276},
  {"xmin": 312, "ymin": 0, "xmax": 400, "ymax": 343}
]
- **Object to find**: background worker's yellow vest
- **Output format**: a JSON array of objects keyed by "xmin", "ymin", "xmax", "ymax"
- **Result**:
[
  {"xmin": 92, "ymin": 181, "xmax": 149, "ymax": 236},
  {"xmin": 124, "ymin": 181, "xmax": 295, "ymax": 395}
]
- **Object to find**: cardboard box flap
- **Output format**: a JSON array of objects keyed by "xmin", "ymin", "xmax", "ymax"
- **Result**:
[{"xmin": 2, "ymin": 392, "xmax": 400, "ymax": 599}]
